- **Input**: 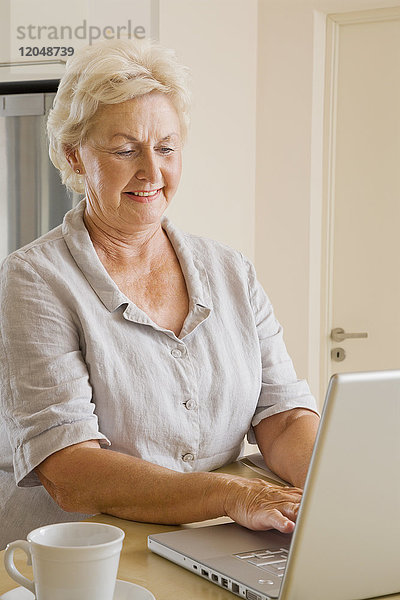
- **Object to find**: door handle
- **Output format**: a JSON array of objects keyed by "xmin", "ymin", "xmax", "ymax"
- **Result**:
[{"xmin": 331, "ymin": 328, "xmax": 368, "ymax": 342}]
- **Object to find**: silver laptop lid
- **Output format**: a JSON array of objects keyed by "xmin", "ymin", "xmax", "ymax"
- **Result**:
[{"xmin": 280, "ymin": 369, "xmax": 400, "ymax": 600}]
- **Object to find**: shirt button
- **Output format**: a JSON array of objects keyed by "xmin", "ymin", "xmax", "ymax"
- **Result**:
[
  {"xmin": 182, "ymin": 453, "xmax": 195, "ymax": 462},
  {"xmin": 185, "ymin": 399, "xmax": 197, "ymax": 410},
  {"xmin": 171, "ymin": 348, "xmax": 182, "ymax": 358}
]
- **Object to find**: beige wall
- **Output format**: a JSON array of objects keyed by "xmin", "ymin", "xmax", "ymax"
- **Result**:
[
  {"xmin": 160, "ymin": 0, "xmax": 258, "ymax": 260},
  {"xmin": 256, "ymin": 0, "xmax": 400, "ymax": 402},
  {"xmin": 256, "ymin": 1, "xmax": 314, "ymax": 387}
]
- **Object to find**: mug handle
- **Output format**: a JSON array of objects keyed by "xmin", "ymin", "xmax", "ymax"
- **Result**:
[{"xmin": 4, "ymin": 540, "xmax": 36, "ymax": 594}]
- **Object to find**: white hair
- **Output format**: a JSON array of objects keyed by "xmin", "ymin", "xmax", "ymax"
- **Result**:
[{"xmin": 47, "ymin": 38, "xmax": 191, "ymax": 193}]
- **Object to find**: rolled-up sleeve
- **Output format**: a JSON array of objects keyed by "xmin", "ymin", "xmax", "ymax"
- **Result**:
[
  {"xmin": 0, "ymin": 255, "xmax": 110, "ymax": 487},
  {"xmin": 243, "ymin": 257, "xmax": 319, "ymax": 443}
]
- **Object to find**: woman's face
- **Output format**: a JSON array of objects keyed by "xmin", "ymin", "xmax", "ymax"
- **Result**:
[{"xmin": 73, "ymin": 91, "xmax": 182, "ymax": 233}]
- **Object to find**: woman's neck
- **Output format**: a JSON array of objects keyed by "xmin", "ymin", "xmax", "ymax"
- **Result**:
[{"xmin": 83, "ymin": 209, "xmax": 169, "ymax": 275}]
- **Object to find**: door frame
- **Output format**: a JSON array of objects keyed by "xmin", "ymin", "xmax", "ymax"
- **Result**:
[{"xmin": 310, "ymin": 6, "xmax": 400, "ymax": 405}]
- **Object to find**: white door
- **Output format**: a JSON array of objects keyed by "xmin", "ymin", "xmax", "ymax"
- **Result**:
[{"xmin": 323, "ymin": 9, "xmax": 400, "ymax": 385}]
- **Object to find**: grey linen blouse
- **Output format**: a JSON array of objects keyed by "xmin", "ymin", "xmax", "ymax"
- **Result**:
[{"xmin": 0, "ymin": 199, "xmax": 317, "ymax": 548}]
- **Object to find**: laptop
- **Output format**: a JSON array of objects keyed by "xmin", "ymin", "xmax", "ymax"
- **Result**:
[{"xmin": 148, "ymin": 370, "xmax": 400, "ymax": 600}]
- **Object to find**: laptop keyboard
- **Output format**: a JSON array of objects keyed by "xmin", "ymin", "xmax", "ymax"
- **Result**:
[{"xmin": 234, "ymin": 547, "xmax": 289, "ymax": 578}]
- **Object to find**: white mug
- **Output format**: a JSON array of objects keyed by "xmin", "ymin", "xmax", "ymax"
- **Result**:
[{"xmin": 4, "ymin": 522, "xmax": 125, "ymax": 600}]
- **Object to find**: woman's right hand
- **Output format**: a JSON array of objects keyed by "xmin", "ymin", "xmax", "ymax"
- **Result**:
[
  {"xmin": 221, "ymin": 476, "xmax": 303, "ymax": 533},
  {"xmin": 37, "ymin": 441, "xmax": 303, "ymax": 530}
]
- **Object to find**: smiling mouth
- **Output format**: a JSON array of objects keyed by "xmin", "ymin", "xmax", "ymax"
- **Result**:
[
  {"xmin": 126, "ymin": 189, "xmax": 161, "ymax": 198},
  {"xmin": 124, "ymin": 188, "xmax": 163, "ymax": 204}
]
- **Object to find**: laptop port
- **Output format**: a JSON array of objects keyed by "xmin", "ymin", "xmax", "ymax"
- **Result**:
[
  {"xmin": 211, "ymin": 574, "xmax": 219, "ymax": 582},
  {"xmin": 246, "ymin": 591, "xmax": 262, "ymax": 600},
  {"xmin": 232, "ymin": 582, "xmax": 240, "ymax": 593},
  {"xmin": 221, "ymin": 578, "xmax": 228, "ymax": 588},
  {"xmin": 201, "ymin": 569, "xmax": 209, "ymax": 577}
]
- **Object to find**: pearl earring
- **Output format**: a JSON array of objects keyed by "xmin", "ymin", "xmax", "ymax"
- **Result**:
[{"xmin": 76, "ymin": 169, "xmax": 81, "ymax": 174}]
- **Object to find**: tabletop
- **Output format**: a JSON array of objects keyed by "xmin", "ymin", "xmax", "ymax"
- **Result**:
[{"xmin": 0, "ymin": 461, "xmax": 399, "ymax": 600}]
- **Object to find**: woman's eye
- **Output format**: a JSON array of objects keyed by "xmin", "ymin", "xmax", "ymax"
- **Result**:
[
  {"xmin": 157, "ymin": 147, "xmax": 174, "ymax": 155},
  {"xmin": 116, "ymin": 150, "xmax": 136, "ymax": 157}
]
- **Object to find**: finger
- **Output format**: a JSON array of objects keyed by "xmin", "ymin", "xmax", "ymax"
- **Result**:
[
  {"xmin": 252, "ymin": 508, "xmax": 296, "ymax": 533},
  {"xmin": 282, "ymin": 486, "xmax": 303, "ymax": 495},
  {"xmin": 272, "ymin": 484, "xmax": 303, "ymax": 496},
  {"xmin": 278, "ymin": 501, "xmax": 301, "ymax": 522},
  {"xmin": 275, "ymin": 490, "xmax": 302, "ymax": 501},
  {"xmin": 257, "ymin": 499, "xmax": 300, "ymax": 523},
  {"xmin": 263, "ymin": 489, "xmax": 303, "ymax": 504}
]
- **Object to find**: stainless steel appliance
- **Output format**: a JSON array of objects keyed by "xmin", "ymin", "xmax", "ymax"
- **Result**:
[{"xmin": 0, "ymin": 79, "xmax": 82, "ymax": 259}]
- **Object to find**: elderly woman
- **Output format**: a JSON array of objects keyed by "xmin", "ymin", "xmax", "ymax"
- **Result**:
[{"xmin": 0, "ymin": 39, "xmax": 319, "ymax": 550}]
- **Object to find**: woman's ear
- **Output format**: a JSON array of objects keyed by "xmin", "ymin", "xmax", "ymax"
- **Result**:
[{"xmin": 66, "ymin": 147, "xmax": 84, "ymax": 174}]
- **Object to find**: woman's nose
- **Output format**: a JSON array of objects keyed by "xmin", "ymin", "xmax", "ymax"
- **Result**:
[{"xmin": 135, "ymin": 150, "xmax": 160, "ymax": 183}]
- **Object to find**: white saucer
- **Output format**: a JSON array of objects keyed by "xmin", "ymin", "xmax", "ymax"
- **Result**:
[{"xmin": 0, "ymin": 580, "xmax": 155, "ymax": 600}]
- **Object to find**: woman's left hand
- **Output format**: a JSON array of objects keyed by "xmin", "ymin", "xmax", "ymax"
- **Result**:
[{"xmin": 221, "ymin": 476, "xmax": 303, "ymax": 533}]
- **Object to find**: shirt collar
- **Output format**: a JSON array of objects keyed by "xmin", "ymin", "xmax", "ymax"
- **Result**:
[
  {"xmin": 62, "ymin": 199, "xmax": 213, "ymax": 322},
  {"xmin": 160, "ymin": 215, "xmax": 213, "ymax": 312}
]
